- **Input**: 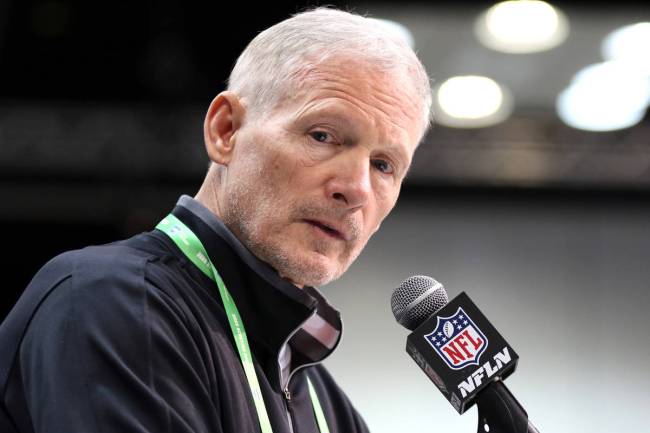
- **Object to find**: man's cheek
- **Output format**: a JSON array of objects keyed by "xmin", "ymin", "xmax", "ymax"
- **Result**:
[{"xmin": 300, "ymin": 139, "xmax": 337, "ymax": 165}]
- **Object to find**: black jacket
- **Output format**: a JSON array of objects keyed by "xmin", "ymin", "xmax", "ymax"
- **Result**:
[{"xmin": 0, "ymin": 196, "xmax": 370, "ymax": 433}]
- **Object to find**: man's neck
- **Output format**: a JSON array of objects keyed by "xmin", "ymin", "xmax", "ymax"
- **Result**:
[{"xmin": 194, "ymin": 164, "xmax": 223, "ymax": 220}]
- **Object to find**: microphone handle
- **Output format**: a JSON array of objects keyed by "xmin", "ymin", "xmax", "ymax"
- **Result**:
[{"xmin": 475, "ymin": 379, "xmax": 539, "ymax": 433}]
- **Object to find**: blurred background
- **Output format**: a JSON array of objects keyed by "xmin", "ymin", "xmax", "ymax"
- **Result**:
[{"xmin": 1, "ymin": 1, "xmax": 649, "ymax": 432}]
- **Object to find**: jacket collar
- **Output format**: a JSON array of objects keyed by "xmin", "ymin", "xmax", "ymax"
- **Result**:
[{"xmin": 171, "ymin": 196, "xmax": 342, "ymax": 390}]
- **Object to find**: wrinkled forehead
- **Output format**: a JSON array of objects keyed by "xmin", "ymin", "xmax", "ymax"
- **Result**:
[{"xmin": 282, "ymin": 56, "xmax": 425, "ymax": 145}]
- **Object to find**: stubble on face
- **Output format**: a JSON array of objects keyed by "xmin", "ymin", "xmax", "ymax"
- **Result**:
[
  {"xmin": 219, "ymin": 141, "xmax": 363, "ymax": 287},
  {"xmin": 221, "ymin": 181, "xmax": 362, "ymax": 287}
]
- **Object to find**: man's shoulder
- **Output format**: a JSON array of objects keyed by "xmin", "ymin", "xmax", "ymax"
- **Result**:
[
  {"xmin": 49, "ymin": 235, "xmax": 156, "ymax": 273},
  {"xmin": 29, "ymin": 239, "xmax": 176, "ymax": 326},
  {"xmin": 0, "ymin": 234, "xmax": 187, "ymax": 388},
  {"xmin": 5, "ymin": 232, "xmax": 188, "ymax": 334},
  {"xmin": 34, "ymin": 232, "xmax": 177, "ymax": 289},
  {"xmin": 2, "ymin": 232, "xmax": 203, "ymax": 361}
]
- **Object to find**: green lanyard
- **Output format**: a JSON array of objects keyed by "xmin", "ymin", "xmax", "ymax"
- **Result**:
[{"xmin": 156, "ymin": 214, "xmax": 330, "ymax": 433}]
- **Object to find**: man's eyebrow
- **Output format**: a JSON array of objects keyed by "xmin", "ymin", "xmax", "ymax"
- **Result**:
[
  {"xmin": 297, "ymin": 105, "xmax": 413, "ymax": 170},
  {"xmin": 297, "ymin": 108, "xmax": 357, "ymax": 130}
]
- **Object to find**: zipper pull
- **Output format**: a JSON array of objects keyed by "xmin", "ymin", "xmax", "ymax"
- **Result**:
[{"xmin": 284, "ymin": 388, "xmax": 292, "ymax": 402}]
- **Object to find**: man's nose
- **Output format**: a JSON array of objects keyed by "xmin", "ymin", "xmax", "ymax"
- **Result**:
[{"xmin": 325, "ymin": 155, "xmax": 372, "ymax": 210}]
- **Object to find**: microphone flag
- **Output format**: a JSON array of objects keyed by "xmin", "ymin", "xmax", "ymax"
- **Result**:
[{"xmin": 406, "ymin": 292, "xmax": 519, "ymax": 414}]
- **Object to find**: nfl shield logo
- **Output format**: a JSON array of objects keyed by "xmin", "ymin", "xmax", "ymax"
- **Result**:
[{"xmin": 424, "ymin": 307, "xmax": 488, "ymax": 370}]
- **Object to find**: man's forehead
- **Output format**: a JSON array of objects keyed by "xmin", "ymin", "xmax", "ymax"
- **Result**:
[
  {"xmin": 283, "ymin": 62, "xmax": 423, "ymax": 144},
  {"xmin": 292, "ymin": 100, "xmax": 416, "ymax": 153},
  {"xmin": 294, "ymin": 56, "xmax": 395, "ymax": 93}
]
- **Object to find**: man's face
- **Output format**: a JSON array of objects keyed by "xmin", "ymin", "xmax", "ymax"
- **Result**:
[{"xmin": 219, "ymin": 58, "xmax": 423, "ymax": 287}]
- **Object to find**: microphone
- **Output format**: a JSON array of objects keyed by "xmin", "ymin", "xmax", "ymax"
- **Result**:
[{"xmin": 391, "ymin": 275, "xmax": 539, "ymax": 433}]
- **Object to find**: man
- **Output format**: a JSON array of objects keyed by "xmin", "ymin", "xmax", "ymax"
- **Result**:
[{"xmin": 0, "ymin": 7, "xmax": 431, "ymax": 433}]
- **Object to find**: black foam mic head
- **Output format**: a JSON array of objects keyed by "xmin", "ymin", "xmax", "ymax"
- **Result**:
[{"xmin": 391, "ymin": 275, "xmax": 449, "ymax": 331}]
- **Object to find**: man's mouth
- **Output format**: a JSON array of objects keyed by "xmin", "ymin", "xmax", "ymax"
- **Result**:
[{"xmin": 304, "ymin": 219, "xmax": 346, "ymax": 241}]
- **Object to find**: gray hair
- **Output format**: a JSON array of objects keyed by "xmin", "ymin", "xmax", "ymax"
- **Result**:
[{"xmin": 227, "ymin": 7, "xmax": 433, "ymax": 138}]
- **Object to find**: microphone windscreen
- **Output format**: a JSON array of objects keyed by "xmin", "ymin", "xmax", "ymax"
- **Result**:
[{"xmin": 391, "ymin": 275, "xmax": 448, "ymax": 330}]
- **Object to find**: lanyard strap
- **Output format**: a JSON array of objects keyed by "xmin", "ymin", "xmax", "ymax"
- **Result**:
[{"xmin": 156, "ymin": 214, "xmax": 330, "ymax": 433}]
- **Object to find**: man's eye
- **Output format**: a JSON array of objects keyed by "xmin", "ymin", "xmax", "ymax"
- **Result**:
[
  {"xmin": 372, "ymin": 159, "xmax": 394, "ymax": 175},
  {"xmin": 310, "ymin": 131, "xmax": 331, "ymax": 143}
]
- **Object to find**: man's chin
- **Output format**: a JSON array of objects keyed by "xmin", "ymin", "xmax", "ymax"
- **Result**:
[
  {"xmin": 245, "ymin": 235, "xmax": 344, "ymax": 287},
  {"xmin": 274, "ymin": 251, "xmax": 342, "ymax": 288}
]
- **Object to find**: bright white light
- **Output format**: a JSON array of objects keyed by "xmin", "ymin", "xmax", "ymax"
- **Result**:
[
  {"xmin": 602, "ymin": 22, "xmax": 650, "ymax": 76},
  {"xmin": 475, "ymin": 0, "xmax": 569, "ymax": 53},
  {"xmin": 434, "ymin": 76, "xmax": 512, "ymax": 128},
  {"xmin": 557, "ymin": 86, "xmax": 646, "ymax": 131},
  {"xmin": 556, "ymin": 62, "xmax": 650, "ymax": 131},
  {"xmin": 369, "ymin": 18, "xmax": 415, "ymax": 49},
  {"xmin": 438, "ymin": 76, "xmax": 503, "ymax": 119}
]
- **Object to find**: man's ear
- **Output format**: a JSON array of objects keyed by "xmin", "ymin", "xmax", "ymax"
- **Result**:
[{"xmin": 203, "ymin": 91, "xmax": 245, "ymax": 165}]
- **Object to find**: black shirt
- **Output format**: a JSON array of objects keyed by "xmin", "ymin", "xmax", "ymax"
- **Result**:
[{"xmin": 0, "ymin": 196, "xmax": 370, "ymax": 433}]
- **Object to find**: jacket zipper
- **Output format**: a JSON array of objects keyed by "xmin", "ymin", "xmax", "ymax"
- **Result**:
[
  {"xmin": 283, "ymin": 387, "xmax": 294, "ymax": 433},
  {"xmin": 278, "ymin": 295, "xmax": 343, "ymax": 433},
  {"xmin": 278, "ymin": 307, "xmax": 317, "ymax": 433}
]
